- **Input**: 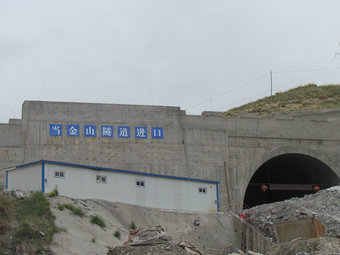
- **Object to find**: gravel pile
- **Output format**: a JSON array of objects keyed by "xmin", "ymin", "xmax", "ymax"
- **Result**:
[
  {"xmin": 244, "ymin": 186, "xmax": 340, "ymax": 242},
  {"xmin": 107, "ymin": 242, "xmax": 193, "ymax": 255},
  {"xmin": 267, "ymin": 237, "xmax": 340, "ymax": 255}
]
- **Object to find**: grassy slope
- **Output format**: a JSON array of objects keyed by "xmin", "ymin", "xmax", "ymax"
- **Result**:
[
  {"xmin": 0, "ymin": 191, "xmax": 58, "ymax": 254},
  {"xmin": 224, "ymin": 84, "xmax": 340, "ymax": 116}
]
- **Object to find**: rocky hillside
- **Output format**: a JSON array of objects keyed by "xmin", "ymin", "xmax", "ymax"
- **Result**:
[{"xmin": 224, "ymin": 84, "xmax": 340, "ymax": 116}]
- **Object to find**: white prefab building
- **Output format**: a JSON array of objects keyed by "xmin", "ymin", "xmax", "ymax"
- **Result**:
[{"xmin": 5, "ymin": 160, "xmax": 220, "ymax": 212}]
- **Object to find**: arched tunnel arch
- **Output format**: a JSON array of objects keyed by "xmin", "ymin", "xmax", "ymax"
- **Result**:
[{"xmin": 243, "ymin": 153, "xmax": 339, "ymax": 209}]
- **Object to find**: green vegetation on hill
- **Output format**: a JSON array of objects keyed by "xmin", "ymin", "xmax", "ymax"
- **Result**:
[
  {"xmin": 0, "ymin": 191, "xmax": 58, "ymax": 254},
  {"xmin": 224, "ymin": 84, "xmax": 340, "ymax": 116}
]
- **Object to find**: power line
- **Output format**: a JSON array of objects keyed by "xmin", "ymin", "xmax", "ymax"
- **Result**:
[
  {"xmin": 273, "ymin": 66, "xmax": 340, "ymax": 74},
  {"xmin": 6, "ymin": 104, "xmax": 17, "ymax": 118},
  {"xmin": 213, "ymin": 90, "xmax": 269, "ymax": 111},
  {"xmin": 302, "ymin": 56, "xmax": 338, "ymax": 82},
  {"xmin": 186, "ymin": 73, "xmax": 269, "ymax": 110},
  {"xmin": 187, "ymin": 57, "xmax": 340, "ymax": 112},
  {"xmin": 271, "ymin": 58, "xmax": 340, "ymax": 92}
]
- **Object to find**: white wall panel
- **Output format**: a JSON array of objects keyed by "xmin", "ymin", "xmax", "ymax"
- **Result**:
[
  {"xmin": 8, "ymin": 164, "xmax": 41, "ymax": 191},
  {"xmin": 15, "ymin": 162, "xmax": 218, "ymax": 212}
]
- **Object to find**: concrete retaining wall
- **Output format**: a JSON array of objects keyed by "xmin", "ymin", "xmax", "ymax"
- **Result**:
[
  {"xmin": 1, "ymin": 101, "xmax": 340, "ymax": 211},
  {"xmin": 232, "ymin": 215, "xmax": 273, "ymax": 254}
]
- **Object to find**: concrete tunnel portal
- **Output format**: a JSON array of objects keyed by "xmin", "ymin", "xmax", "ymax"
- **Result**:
[{"xmin": 243, "ymin": 153, "xmax": 339, "ymax": 209}]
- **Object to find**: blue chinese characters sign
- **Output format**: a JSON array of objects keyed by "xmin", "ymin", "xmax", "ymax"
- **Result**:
[
  {"xmin": 135, "ymin": 126, "xmax": 147, "ymax": 139},
  {"xmin": 118, "ymin": 126, "xmax": 130, "ymax": 138},
  {"xmin": 84, "ymin": 125, "xmax": 96, "ymax": 137},
  {"xmin": 50, "ymin": 123, "xmax": 163, "ymax": 139},
  {"xmin": 152, "ymin": 127, "xmax": 164, "ymax": 139},
  {"xmin": 101, "ymin": 125, "xmax": 113, "ymax": 138},
  {"xmin": 50, "ymin": 124, "xmax": 62, "ymax": 136},
  {"xmin": 67, "ymin": 124, "xmax": 80, "ymax": 137}
]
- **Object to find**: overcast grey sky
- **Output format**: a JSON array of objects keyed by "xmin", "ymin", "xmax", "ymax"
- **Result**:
[{"xmin": 1, "ymin": 0, "xmax": 340, "ymax": 123}]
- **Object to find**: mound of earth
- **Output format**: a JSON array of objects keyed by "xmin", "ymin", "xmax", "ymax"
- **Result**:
[
  {"xmin": 48, "ymin": 196, "xmax": 236, "ymax": 255},
  {"xmin": 267, "ymin": 237, "xmax": 340, "ymax": 255},
  {"xmin": 244, "ymin": 186, "xmax": 340, "ymax": 243},
  {"xmin": 224, "ymin": 84, "xmax": 340, "ymax": 116},
  {"xmin": 107, "ymin": 242, "xmax": 192, "ymax": 255}
]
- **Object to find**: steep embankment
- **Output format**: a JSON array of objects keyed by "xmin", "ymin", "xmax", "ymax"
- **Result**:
[
  {"xmin": 225, "ymin": 84, "xmax": 340, "ymax": 116},
  {"xmin": 48, "ymin": 196, "xmax": 237, "ymax": 255}
]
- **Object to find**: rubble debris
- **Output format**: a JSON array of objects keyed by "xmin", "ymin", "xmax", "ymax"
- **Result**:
[
  {"xmin": 178, "ymin": 240, "xmax": 204, "ymax": 254},
  {"xmin": 109, "ymin": 225, "xmax": 206, "ymax": 255},
  {"xmin": 124, "ymin": 225, "xmax": 172, "ymax": 246},
  {"xmin": 220, "ymin": 244, "xmax": 245, "ymax": 255},
  {"xmin": 107, "ymin": 242, "xmax": 194, "ymax": 255},
  {"xmin": 247, "ymin": 251, "xmax": 263, "ymax": 255},
  {"xmin": 220, "ymin": 244, "xmax": 263, "ymax": 255},
  {"xmin": 14, "ymin": 190, "xmax": 30, "ymax": 199},
  {"xmin": 266, "ymin": 237, "xmax": 340, "ymax": 255},
  {"xmin": 244, "ymin": 187, "xmax": 340, "ymax": 242}
]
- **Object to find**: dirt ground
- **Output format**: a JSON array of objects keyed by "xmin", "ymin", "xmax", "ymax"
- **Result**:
[
  {"xmin": 107, "ymin": 243, "xmax": 193, "ymax": 255},
  {"xmin": 267, "ymin": 237, "xmax": 340, "ymax": 255},
  {"xmin": 49, "ymin": 196, "xmax": 237, "ymax": 255},
  {"xmin": 47, "ymin": 186, "xmax": 340, "ymax": 255}
]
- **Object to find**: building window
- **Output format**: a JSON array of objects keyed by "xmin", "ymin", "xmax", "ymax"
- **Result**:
[
  {"xmin": 96, "ymin": 175, "xmax": 107, "ymax": 184},
  {"xmin": 54, "ymin": 170, "xmax": 65, "ymax": 179},
  {"xmin": 136, "ymin": 180, "xmax": 145, "ymax": 188},
  {"xmin": 198, "ymin": 187, "xmax": 207, "ymax": 194}
]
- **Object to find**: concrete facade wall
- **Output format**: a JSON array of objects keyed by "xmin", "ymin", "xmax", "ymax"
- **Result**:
[
  {"xmin": 7, "ymin": 164, "xmax": 42, "ymax": 191},
  {"xmin": 1, "ymin": 101, "xmax": 340, "ymax": 212},
  {"xmin": 0, "ymin": 121, "xmax": 24, "ymax": 182}
]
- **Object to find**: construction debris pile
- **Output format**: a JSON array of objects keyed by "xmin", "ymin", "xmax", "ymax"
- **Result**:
[
  {"xmin": 220, "ymin": 245, "xmax": 262, "ymax": 255},
  {"xmin": 123, "ymin": 226, "xmax": 172, "ymax": 246},
  {"xmin": 107, "ymin": 226, "xmax": 204, "ymax": 255},
  {"xmin": 107, "ymin": 242, "xmax": 195, "ymax": 255},
  {"xmin": 266, "ymin": 236, "xmax": 340, "ymax": 255},
  {"xmin": 244, "ymin": 186, "xmax": 340, "ymax": 242},
  {"xmin": 241, "ymin": 186, "xmax": 340, "ymax": 254},
  {"xmin": 107, "ymin": 226, "xmax": 263, "ymax": 255},
  {"xmin": 108, "ymin": 186, "xmax": 340, "ymax": 255}
]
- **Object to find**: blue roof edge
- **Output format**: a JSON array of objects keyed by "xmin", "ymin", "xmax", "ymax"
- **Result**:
[{"xmin": 15, "ymin": 160, "xmax": 220, "ymax": 184}]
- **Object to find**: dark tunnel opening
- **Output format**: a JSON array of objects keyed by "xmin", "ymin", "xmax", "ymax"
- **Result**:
[{"xmin": 243, "ymin": 153, "xmax": 339, "ymax": 209}]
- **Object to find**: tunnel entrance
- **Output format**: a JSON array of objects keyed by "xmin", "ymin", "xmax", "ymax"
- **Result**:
[{"xmin": 243, "ymin": 153, "xmax": 339, "ymax": 209}]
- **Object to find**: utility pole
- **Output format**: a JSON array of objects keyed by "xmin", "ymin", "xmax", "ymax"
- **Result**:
[{"xmin": 270, "ymin": 71, "xmax": 273, "ymax": 96}]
